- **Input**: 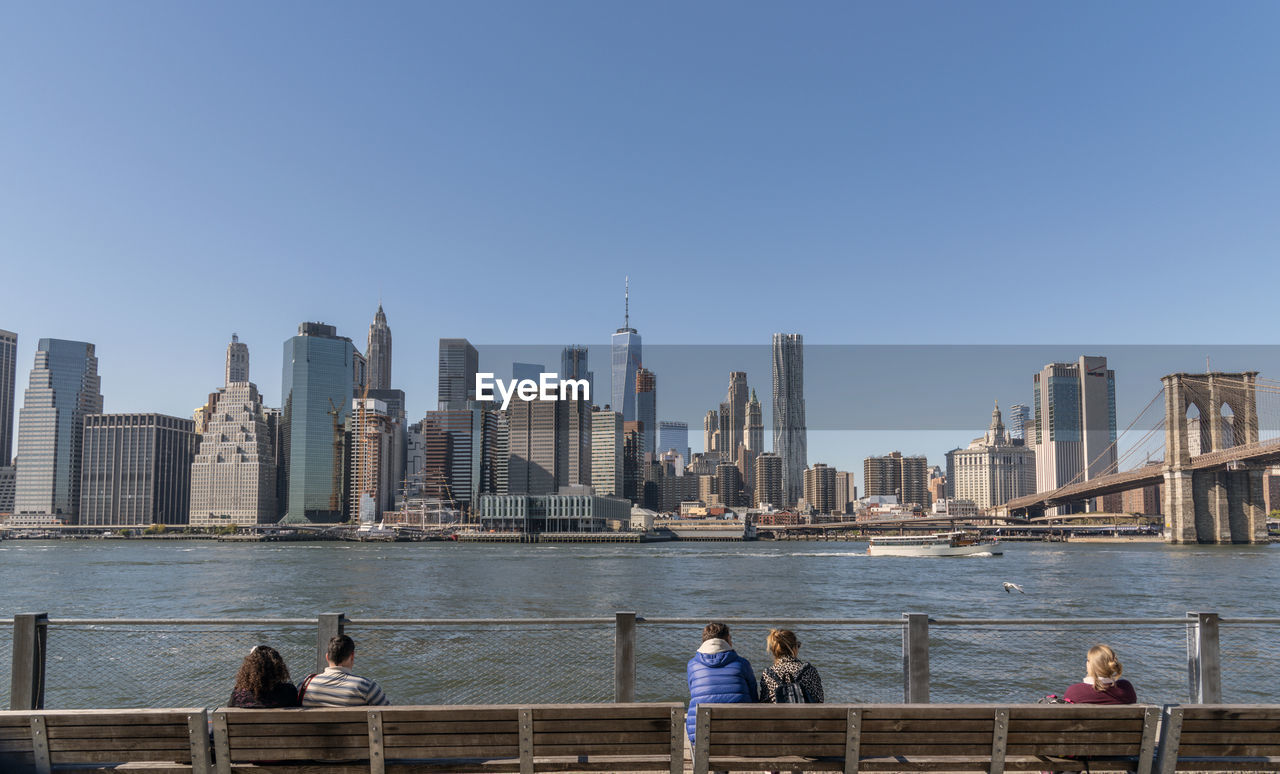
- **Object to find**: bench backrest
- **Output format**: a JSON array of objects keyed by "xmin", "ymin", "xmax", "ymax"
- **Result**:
[
  {"xmin": 213, "ymin": 703, "xmax": 684, "ymax": 774},
  {"xmin": 0, "ymin": 708, "xmax": 210, "ymax": 774},
  {"xmin": 1157, "ymin": 704, "xmax": 1280, "ymax": 774},
  {"xmin": 694, "ymin": 703, "xmax": 1160, "ymax": 774}
]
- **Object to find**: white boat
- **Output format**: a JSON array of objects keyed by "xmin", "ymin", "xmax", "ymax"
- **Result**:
[
  {"xmin": 867, "ymin": 531, "xmax": 1001, "ymax": 557},
  {"xmin": 356, "ymin": 522, "xmax": 397, "ymax": 540}
]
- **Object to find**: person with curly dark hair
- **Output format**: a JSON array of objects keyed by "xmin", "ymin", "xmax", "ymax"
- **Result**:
[{"xmin": 228, "ymin": 645, "xmax": 299, "ymax": 708}]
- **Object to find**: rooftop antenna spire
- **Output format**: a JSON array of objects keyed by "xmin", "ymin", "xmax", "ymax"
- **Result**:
[{"xmin": 624, "ymin": 276, "xmax": 630, "ymax": 329}]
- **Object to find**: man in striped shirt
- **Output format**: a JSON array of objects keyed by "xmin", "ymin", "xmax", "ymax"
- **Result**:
[{"xmin": 300, "ymin": 635, "xmax": 391, "ymax": 707}]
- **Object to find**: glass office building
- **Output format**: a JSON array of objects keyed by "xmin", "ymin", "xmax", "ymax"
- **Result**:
[
  {"xmin": 281, "ymin": 323, "xmax": 355, "ymax": 523},
  {"xmin": 13, "ymin": 339, "xmax": 103, "ymax": 522},
  {"xmin": 658, "ymin": 421, "xmax": 689, "ymax": 466},
  {"xmin": 0, "ymin": 329, "xmax": 16, "ymax": 465}
]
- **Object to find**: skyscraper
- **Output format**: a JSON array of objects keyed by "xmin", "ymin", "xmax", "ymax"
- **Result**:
[
  {"xmin": 1007, "ymin": 403, "xmax": 1032, "ymax": 444},
  {"xmin": 506, "ymin": 396, "xmax": 591, "ymax": 495},
  {"xmin": 13, "ymin": 339, "xmax": 103, "ymax": 522},
  {"xmin": 834, "ymin": 471, "xmax": 856, "ymax": 514},
  {"xmin": 281, "ymin": 323, "xmax": 355, "ymax": 523},
  {"xmin": 592, "ymin": 408, "xmax": 624, "ymax": 497},
  {"xmin": 725, "ymin": 372, "xmax": 749, "ymax": 459},
  {"xmin": 190, "ymin": 383, "xmax": 278, "ymax": 527},
  {"xmin": 225, "ymin": 334, "xmax": 248, "ymax": 385},
  {"xmin": 658, "ymin": 420, "xmax": 690, "ymax": 466},
  {"xmin": 348, "ymin": 397, "xmax": 397, "ymax": 521},
  {"xmin": 741, "ymin": 388, "xmax": 764, "ymax": 494},
  {"xmin": 1032, "ymin": 356, "xmax": 1118, "ymax": 511},
  {"xmin": 438, "ymin": 338, "xmax": 479, "ymax": 411},
  {"xmin": 421, "ymin": 405, "xmax": 500, "ymax": 510},
  {"xmin": 190, "ymin": 336, "xmax": 278, "ymax": 527},
  {"xmin": 716, "ymin": 462, "xmax": 743, "ymax": 508},
  {"xmin": 512, "ymin": 362, "xmax": 544, "ymax": 382},
  {"xmin": 771, "ymin": 333, "xmax": 807, "ymax": 507},
  {"xmin": 80, "ymin": 413, "xmax": 195, "ymax": 526},
  {"xmin": 561, "ymin": 345, "xmax": 592, "ymax": 403},
  {"xmin": 803, "ymin": 463, "xmax": 838, "ymax": 514},
  {"xmin": 952, "ymin": 403, "xmax": 1036, "ymax": 511},
  {"xmin": 636, "ymin": 367, "xmax": 656, "ymax": 457},
  {"xmin": 611, "ymin": 278, "xmax": 642, "ymax": 421},
  {"xmin": 864, "ymin": 451, "xmax": 931, "ymax": 507},
  {"xmin": 1, "ymin": 329, "xmax": 17, "ymax": 465},
  {"xmin": 367, "ymin": 304, "xmax": 392, "ymax": 391},
  {"xmin": 704, "ymin": 409, "xmax": 719, "ymax": 455}
]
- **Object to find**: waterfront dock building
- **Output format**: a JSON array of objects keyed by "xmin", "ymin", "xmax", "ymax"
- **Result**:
[
  {"xmin": 80, "ymin": 413, "xmax": 196, "ymax": 526},
  {"xmin": 477, "ymin": 492, "xmax": 632, "ymax": 533},
  {"xmin": 13, "ymin": 339, "xmax": 103, "ymax": 523}
]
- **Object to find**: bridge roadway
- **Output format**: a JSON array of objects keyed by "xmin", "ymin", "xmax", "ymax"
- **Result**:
[{"xmin": 1003, "ymin": 436, "xmax": 1280, "ymax": 514}]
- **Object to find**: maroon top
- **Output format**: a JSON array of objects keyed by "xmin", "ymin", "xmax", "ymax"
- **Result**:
[{"xmin": 1064, "ymin": 679, "xmax": 1137, "ymax": 705}]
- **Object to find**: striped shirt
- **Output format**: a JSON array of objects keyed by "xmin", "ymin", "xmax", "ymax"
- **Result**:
[{"xmin": 300, "ymin": 666, "xmax": 390, "ymax": 707}]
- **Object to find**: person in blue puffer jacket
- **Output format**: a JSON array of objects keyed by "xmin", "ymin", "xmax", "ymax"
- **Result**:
[{"xmin": 685, "ymin": 622, "xmax": 758, "ymax": 744}]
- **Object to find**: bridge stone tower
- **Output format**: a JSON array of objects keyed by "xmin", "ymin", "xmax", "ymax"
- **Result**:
[{"xmin": 1162, "ymin": 372, "xmax": 1267, "ymax": 544}]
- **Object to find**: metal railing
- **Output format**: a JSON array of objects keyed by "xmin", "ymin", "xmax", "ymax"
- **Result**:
[{"xmin": 5, "ymin": 610, "xmax": 1253, "ymax": 710}]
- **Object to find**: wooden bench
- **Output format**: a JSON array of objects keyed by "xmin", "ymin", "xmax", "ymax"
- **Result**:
[
  {"xmin": 692, "ymin": 703, "xmax": 1161, "ymax": 774},
  {"xmin": 1156, "ymin": 704, "xmax": 1280, "ymax": 772},
  {"xmin": 0, "ymin": 708, "xmax": 211, "ymax": 774},
  {"xmin": 211, "ymin": 702, "xmax": 685, "ymax": 774}
]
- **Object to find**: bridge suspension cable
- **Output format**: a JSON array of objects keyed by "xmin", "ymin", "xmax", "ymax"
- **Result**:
[{"xmin": 1030, "ymin": 385, "xmax": 1167, "ymax": 504}]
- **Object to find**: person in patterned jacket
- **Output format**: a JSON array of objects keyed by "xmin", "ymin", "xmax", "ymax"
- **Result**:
[{"xmin": 759, "ymin": 629, "xmax": 824, "ymax": 703}]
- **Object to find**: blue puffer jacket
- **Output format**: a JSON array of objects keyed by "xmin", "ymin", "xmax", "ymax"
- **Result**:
[{"xmin": 685, "ymin": 642, "xmax": 758, "ymax": 743}]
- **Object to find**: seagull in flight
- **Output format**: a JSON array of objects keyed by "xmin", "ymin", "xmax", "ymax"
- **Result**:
[{"xmin": 1003, "ymin": 582, "xmax": 1025, "ymax": 594}]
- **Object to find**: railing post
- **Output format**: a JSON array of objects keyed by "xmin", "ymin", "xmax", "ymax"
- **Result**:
[
  {"xmin": 902, "ymin": 613, "xmax": 930, "ymax": 703},
  {"xmin": 11, "ymin": 613, "xmax": 49, "ymax": 710},
  {"xmin": 317, "ymin": 612, "xmax": 347, "ymax": 674},
  {"xmin": 1186, "ymin": 611, "xmax": 1221, "ymax": 703},
  {"xmin": 614, "ymin": 611, "xmax": 637, "ymax": 702}
]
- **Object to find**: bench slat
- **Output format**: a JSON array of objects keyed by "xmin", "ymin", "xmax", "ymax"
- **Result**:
[
  {"xmin": 534, "ymin": 719, "xmax": 670, "ymax": 732},
  {"xmin": 533, "ymin": 731, "xmax": 671, "ymax": 745},
  {"xmin": 387, "ymin": 734, "xmax": 520, "ymax": 747}
]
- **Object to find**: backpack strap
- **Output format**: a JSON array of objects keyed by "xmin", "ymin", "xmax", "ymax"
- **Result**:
[{"xmin": 297, "ymin": 673, "xmax": 318, "ymax": 705}]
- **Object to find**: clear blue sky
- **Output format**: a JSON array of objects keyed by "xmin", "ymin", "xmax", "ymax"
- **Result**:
[{"xmin": 3, "ymin": 2, "xmax": 1279, "ymax": 473}]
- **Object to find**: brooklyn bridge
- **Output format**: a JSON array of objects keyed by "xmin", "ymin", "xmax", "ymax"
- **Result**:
[{"xmin": 1001, "ymin": 371, "xmax": 1280, "ymax": 544}]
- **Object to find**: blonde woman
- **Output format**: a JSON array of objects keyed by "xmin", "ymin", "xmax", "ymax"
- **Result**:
[
  {"xmin": 759, "ymin": 629, "xmax": 824, "ymax": 703},
  {"xmin": 1063, "ymin": 644, "xmax": 1137, "ymax": 704}
]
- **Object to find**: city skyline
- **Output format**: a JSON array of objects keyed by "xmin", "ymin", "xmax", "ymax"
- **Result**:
[
  {"xmin": 4, "ymin": 2, "xmax": 1280, "ymax": 480},
  {"xmin": 5, "ymin": 313, "xmax": 1280, "ymax": 478}
]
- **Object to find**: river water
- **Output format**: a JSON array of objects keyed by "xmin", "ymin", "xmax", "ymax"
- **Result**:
[{"xmin": 1, "ymin": 539, "xmax": 1276, "ymax": 708}]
